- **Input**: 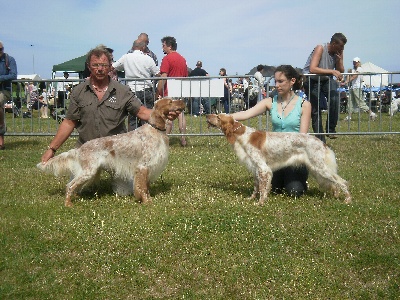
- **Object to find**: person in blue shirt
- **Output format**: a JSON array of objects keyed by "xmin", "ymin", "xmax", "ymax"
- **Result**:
[
  {"xmin": 0, "ymin": 41, "xmax": 18, "ymax": 150},
  {"xmin": 231, "ymin": 65, "xmax": 311, "ymax": 197}
]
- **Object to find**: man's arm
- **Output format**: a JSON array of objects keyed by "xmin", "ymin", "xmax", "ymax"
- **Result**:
[
  {"xmin": 111, "ymin": 55, "xmax": 125, "ymax": 72},
  {"xmin": 136, "ymin": 106, "xmax": 152, "ymax": 121},
  {"xmin": 309, "ymin": 45, "xmax": 343, "ymax": 80}
]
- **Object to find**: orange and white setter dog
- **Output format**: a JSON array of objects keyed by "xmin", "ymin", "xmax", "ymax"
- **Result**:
[
  {"xmin": 37, "ymin": 98, "xmax": 185, "ymax": 207},
  {"xmin": 206, "ymin": 114, "xmax": 352, "ymax": 205}
]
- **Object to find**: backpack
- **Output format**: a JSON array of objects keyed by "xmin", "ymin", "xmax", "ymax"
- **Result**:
[{"xmin": 5, "ymin": 53, "xmax": 9, "ymax": 70}]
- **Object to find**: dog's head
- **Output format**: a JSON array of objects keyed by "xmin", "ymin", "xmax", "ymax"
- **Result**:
[
  {"xmin": 206, "ymin": 113, "xmax": 240, "ymax": 144},
  {"xmin": 153, "ymin": 98, "xmax": 186, "ymax": 118},
  {"xmin": 151, "ymin": 98, "xmax": 186, "ymax": 129}
]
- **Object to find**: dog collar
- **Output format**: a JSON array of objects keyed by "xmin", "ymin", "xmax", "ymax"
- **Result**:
[
  {"xmin": 146, "ymin": 122, "xmax": 166, "ymax": 132},
  {"xmin": 233, "ymin": 123, "xmax": 244, "ymax": 132}
]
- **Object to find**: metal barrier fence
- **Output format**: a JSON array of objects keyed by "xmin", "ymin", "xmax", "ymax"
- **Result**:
[{"xmin": 4, "ymin": 73, "xmax": 400, "ymax": 137}]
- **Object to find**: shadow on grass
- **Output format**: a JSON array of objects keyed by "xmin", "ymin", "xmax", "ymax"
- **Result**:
[
  {"xmin": 3, "ymin": 137, "xmax": 41, "ymax": 150},
  {"xmin": 46, "ymin": 175, "xmax": 173, "ymax": 205},
  {"xmin": 210, "ymin": 175, "xmax": 329, "ymax": 202}
]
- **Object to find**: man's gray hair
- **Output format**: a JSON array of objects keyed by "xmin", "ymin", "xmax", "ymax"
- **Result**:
[{"xmin": 132, "ymin": 40, "xmax": 146, "ymax": 50}]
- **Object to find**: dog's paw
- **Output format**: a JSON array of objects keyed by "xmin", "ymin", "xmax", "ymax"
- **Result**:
[
  {"xmin": 344, "ymin": 196, "xmax": 352, "ymax": 204},
  {"xmin": 254, "ymin": 200, "xmax": 265, "ymax": 206}
]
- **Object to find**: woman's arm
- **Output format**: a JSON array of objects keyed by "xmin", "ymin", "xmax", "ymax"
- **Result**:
[
  {"xmin": 231, "ymin": 97, "xmax": 272, "ymax": 121},
  {"xmin": 299, "ymin": 100, "xmax": 311, "ymax": 133}
]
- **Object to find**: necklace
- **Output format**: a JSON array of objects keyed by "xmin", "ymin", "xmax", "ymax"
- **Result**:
[
  {"xmin": 92, "ymin": 84, "xmax": 108, "ymax": 93},
  {"xmin": 280, "ymin": 93, "xmax": 296, "ymax": 113}
]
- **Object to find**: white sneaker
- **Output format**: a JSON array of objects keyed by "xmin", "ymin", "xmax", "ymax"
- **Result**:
[
  {"xmin": 344, "ymin": 116, "xmax": 351, "ymax": 121},
  {"xmin": 370, "ymin": 112, "xmax": 377, "ymax": 121}
]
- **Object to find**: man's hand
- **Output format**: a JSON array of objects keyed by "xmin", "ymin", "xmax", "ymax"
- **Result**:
[
  {"xmin": 41, "ymin": 148, "xmax": 55, "ymax": 164},
  {"xmin": 40, "ymin": 118, "xmax": 76, "ymax": 164},
  {"xmin": 335, "ymin": 50, "xmax": 343, "ymax": 61},
  {"xmin": 332, "ymin": 70, "xmax": 343, "ymax": 81},
  {"xmin": 167, "ymin": 110, "xmax": 182, "ymax": 121}
]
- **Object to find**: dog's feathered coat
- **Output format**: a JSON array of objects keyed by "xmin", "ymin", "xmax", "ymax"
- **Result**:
[
  {"xmin": 37, "ymin": 98, "xmax": 185, "ymax": 207},
  {"xmin": 206, "ymin": 114, "xmax": 351, "ymax": 204}
]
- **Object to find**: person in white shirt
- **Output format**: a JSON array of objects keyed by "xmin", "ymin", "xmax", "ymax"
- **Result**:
[
  {"xmin": 344, "ymin": 57, "xmax": 376, "ymax": 121},
  {"xmin": 56, "ymin": 72, "xmax": 72, "ymax": 107},
  {"xmin": 254, "ymin": 64, "xmax": 265, "ymax": 102},
  {"xmin": 113, "ymin": 40, "xmax": 160, "ymax": 130}
]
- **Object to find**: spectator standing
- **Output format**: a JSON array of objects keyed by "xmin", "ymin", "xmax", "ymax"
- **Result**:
[
  {"xmin": 27, "ymin": 82, "xmax": 35, "ymax": 105},
  {"xmin": 344, "ymin": 57, "xmax": 376, "ymax": 121},
  {"xmin": 156, "ymin": 36, "xmax": 188, "ymax": 146},
  {"xmin": 0, "ymin": 41, "xmax": 18, "ymax": 150},
  {"xmin": 113, "ymin": 39, "xmax": 160, "ymax": 130},
  {"xmin": 24, "ymin": 82, "xmax": 30, "ymax": 104},
  {"xmin": 56, "ymin": 72, "xmax": 72, "ymax": 107},
  {"xmin": 39, "ymin": 89, "xmax": 49, "ymax": 118},
  {"xmin": 40, "ymin": 46, "xmax": 181, "ymax": 195},
  {"xmin": 303, "ymin": 32, "xmax": 347, "ymax": 143},
  {"xmin": 254, "ymin": 64, "xmax": 265, "ymax": 102},
  {"xmin": 136, "ymin": 33, "xmax": 158, "ymax": 66},
  {"xmin": 231, "ymin": 65, "xmax": 311, "ymax": 197},
  {"xmin": 189, "ymin": 60, "xmax": 209, "ymax": 116},
  {"xmin": 243, "ymin": 77, "xmax": 249, "ymax": 93},
  {"xmin": 219, "ymin": 68, "xmax": 231, "ymax": 113},
  {"xmin": 243, "ymin": 77, "xmax": 252, "ymax": 107}
]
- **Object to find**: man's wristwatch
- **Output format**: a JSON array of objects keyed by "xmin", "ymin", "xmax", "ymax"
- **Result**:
[{"xmin": 47, "ymin": 146, "xmax": 57, "ymax": 153}]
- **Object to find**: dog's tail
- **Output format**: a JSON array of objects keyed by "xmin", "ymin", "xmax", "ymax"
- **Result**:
[
  {"xmin": 324, "ymin": 146, "xmax": 338, "ymax": 174},
  {"xmin": 37, "ymin": 150, "xmax": 77, "ymax": 177}
]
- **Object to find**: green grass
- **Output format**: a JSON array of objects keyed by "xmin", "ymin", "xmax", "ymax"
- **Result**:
[{"xmin": 1, "ymin": 114, "xmax": 400, "ymax": 299}]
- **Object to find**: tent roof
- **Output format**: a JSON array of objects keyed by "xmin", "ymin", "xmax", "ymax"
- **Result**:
[
  {"xmin": 361, "ymin": 62, "xmax": 388, "ymax": 74},
  {"xmin": 361, "ymin": 62, "xmax": 389, "ymax": 87},
  {"xmin": 17, "ymin": 74, "xmax": 42, "ymax": 81},
  {"xmin": 52, "ymin": 54, "xmax": 87, "ymax": 73}
]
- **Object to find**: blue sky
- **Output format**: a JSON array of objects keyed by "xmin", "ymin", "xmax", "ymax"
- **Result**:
[{"xmin": 2, "ymin": 0, "xmax": 400, "ymax": 80}]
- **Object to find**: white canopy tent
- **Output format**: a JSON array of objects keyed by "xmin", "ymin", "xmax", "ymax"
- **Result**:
[
  {"xmin": 361, "ymin": 62, "xmax": 389, "ymax": 87},
  {"xmin": 17, "ymin": 74, "xmax": 42, "ymax": 81}
]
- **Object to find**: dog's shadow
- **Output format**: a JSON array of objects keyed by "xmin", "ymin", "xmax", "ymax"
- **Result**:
[
  {"xmin": 210, "ymin": 179, "xmax": 326, "ymax": 201},
  {"xmin": 4, "ymin": 139, "xmax": 41, "ymax": 150},
  {"xmin": 47, "ymin": 176, "xmax": 173, "ymax": 204}
]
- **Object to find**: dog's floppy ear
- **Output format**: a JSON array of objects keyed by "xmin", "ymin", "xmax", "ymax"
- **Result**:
[
  {"xmin": 154, "ymin": 98, "xmax": 172, "ymax": 117},
  {"xmin": 220, "ymin": 115, "xmax": 236, "ymax": 144}
]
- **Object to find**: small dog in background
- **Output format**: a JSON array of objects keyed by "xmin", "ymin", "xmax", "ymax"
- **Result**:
[
  {"xmin": 206, "ymin": 114, "xmax": 352, "ymax": 205},
  {"xmin": 37, "ymin": 98, "xmax": 185, "ymax": 207}
]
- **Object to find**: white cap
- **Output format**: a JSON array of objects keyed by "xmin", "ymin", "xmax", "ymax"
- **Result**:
[{"xmin": 353, "ymin": 57, "xmax": 361, "ymax": 62}]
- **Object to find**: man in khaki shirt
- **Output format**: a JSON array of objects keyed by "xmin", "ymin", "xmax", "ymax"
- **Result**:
[{"xmin": 40, "ymin": 46, "xmax": 181, "ymax": 195}]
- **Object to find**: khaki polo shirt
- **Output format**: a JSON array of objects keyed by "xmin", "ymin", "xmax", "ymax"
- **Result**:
[{"xmin": 66, "ymin": 79, "xmax": 143, "ymax": 146}]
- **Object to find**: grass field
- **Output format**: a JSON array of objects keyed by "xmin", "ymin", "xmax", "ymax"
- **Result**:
[{"xmin": 1, "ymin": 113, "xmax": 399, "ymax": 299}]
